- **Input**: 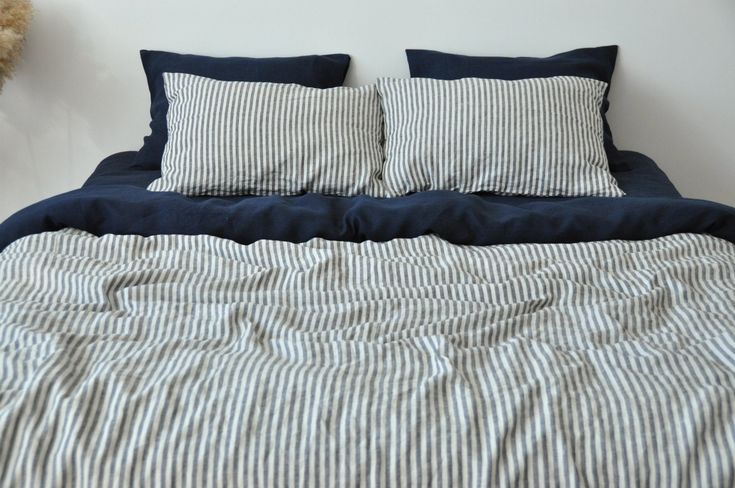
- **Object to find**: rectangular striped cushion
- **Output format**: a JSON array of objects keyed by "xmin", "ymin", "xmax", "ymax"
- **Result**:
[
  {"xmin": 377, "ymin": 76, "xmax": 624, "ymax": 197},
  {"xmin": 147, "ymin": 73, "xmax": 385, "ymax": 196}
]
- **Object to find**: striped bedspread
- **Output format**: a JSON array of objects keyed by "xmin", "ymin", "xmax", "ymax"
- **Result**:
[{"xmin": 1, "ymin": 229, "xmax": 734, "ymax": 487}]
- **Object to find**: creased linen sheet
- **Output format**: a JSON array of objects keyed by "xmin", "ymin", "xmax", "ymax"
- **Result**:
[{"xmin": 1, "ymin": 230, "xmax": 734, "ymax": 486}]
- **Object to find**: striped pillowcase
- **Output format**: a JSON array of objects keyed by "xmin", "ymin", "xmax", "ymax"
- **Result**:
[
  {"xmin": 377, "ymin": 76, "xmax": 624, "ymax": 197},
  {"xmin": 147, "ymin": 73, "xmax": 385, "ymax": 197}
]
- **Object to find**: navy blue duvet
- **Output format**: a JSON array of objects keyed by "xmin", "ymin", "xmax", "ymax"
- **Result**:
[{"xmin": 1, "ymin": 150, "xmax": 734, "ymax": 251}]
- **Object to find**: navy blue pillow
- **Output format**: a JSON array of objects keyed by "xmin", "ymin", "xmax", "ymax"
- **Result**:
[
  {"xmin": 405, "ymin": 46, "xmax": 621, "ymax": 166},
  {"xmin": 134, "ymin": 50, "xmax": 351, "ymax": 169}
]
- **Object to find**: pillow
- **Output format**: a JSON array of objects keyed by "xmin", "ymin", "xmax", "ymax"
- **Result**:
[
  {"xmin": 134, "ymin": 50, "xmax": 351, "ymax": 170},
  {"xmin": 377, "ymin": 76, "xmax": 624, "ymax": 198},
  {"xmin": 147, "ymin": 73, "xmax": 384, "ymax": 197},
  {"xmin": 405, "ymin": 46, "xmax": 621, "ymax": 166}
]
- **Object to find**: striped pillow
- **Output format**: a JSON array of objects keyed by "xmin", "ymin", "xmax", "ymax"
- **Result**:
[
  {"xmin": 147, "ymin": 73, "xmax": 384, "ymax": 196},
  {"xmin": 377, "ymin": 76, "xmax": 624, "ymax": 197}
]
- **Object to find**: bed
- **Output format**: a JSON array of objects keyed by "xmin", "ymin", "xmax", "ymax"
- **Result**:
[
  {"xmin": 3, "ymin": 42, "xmax": 735, "ymax": 486},
  {"xmin": 1, "ymin": 149, "xmax": 735, "ymax": 486}
]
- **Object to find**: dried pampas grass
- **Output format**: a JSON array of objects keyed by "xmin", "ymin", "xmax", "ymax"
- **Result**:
[{"xmin": 0, "ymin": 0, "xmax": 32, "ymax": 90}]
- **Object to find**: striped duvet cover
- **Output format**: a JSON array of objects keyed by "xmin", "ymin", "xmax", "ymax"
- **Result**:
[{"xmin": 1, "ymin": 229, "xmax": 734, "ymax": 486}]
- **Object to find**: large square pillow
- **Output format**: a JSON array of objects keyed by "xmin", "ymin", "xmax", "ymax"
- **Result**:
[{"xmin": 134, "ymin": 50, "xmax": 351, "ymax": 169}]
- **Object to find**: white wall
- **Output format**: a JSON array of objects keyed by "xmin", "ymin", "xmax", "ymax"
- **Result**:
[{"xmin": 1, "ymin": 0, "xmax": 734, "ymax": 221}]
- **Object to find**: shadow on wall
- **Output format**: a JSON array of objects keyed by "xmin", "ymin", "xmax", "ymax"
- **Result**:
[
  {"xmin": 0, "ymin": 2, "xmax": 132, "ymax": 195},
  {"xmin": 611, "ymin": 60, "xmax": 732, "ymax": 204}
]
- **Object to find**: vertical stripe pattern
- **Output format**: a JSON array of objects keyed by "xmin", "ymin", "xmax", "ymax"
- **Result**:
[
  {"xmin": 377, "ymin": 76, "xmax": 624, "ymax": 197},
  {"xmin": 1, "ymin": 230, "xmax": 735, "ymax": 486},
  {"xmin": 147, "ymin": 73, "xmax": 385, "ymax": 197}
]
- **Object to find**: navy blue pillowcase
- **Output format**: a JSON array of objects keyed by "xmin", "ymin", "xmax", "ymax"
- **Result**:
[
  {"xmin": 405, "ymin": 46, "xmax": 621, "ymax": 166},
  {"xmin": 134, "ymin": 50, "xmax": 351, "ymax": 169}
]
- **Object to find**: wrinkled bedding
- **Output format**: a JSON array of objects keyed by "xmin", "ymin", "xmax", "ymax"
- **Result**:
[
  {"xmin": 1, "ymin": 229, "xmax": 734, "ymax": 486},
  {"xmin": 4, "ymin": 151, "xmax": 735, "ymax": 251}
]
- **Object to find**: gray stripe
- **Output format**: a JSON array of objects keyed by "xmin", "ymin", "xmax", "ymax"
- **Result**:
[{"xmin": 1, "ymin": 230, "xmax": 735, "ymax": 486}]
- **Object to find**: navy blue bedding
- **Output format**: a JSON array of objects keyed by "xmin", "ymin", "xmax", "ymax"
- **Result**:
[{"xmin": 2, "ymin": 150, "xmax": 735, "ymax": 251}]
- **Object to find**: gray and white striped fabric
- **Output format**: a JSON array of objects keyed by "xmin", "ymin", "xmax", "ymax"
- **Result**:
[
  {"xmin": 377, "ymin": 76, "xmax": 625, "ymax": 197},
  {"xmin": 2, "ymin": 230, "xmax": 735, "ymax": 486},
  {"xmin": 147, "ymin": 73, "xmax": 385, "ymax": 196}
]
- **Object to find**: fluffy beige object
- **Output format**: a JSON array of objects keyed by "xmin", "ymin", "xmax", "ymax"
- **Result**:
[{"xmin": 0, "ymin": 0, "xmax": 32, "ymax": 90}]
